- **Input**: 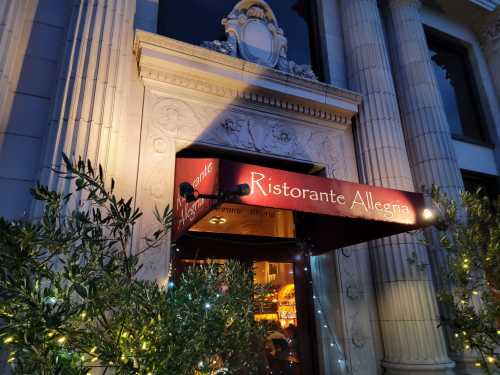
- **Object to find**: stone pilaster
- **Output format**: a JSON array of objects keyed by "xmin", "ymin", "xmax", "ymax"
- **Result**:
[
  {"xmin": 479, "ymin": 8, "xmax": 500, "ymax": 104},
  {"xmin": 339, "ymin": 0, "xmax": 455, "ymax": 373},
  {"xmin": 38, "ymin": 0, "xmax": 136, "ymax": 197}
]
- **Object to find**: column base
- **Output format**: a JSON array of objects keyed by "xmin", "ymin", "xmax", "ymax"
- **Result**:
[{"xmin": 383, "ymin": 360, "xmax": 456, "ymax": 375}]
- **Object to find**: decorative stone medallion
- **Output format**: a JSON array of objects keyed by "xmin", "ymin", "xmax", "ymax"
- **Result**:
[{"xmin": 201, "ymin": 0, "xmax": 317, "ymax": 80}]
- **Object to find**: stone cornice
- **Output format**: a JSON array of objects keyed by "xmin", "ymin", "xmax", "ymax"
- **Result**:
[{"xmin": 134, "ymin": 30, "xmax": 361, "ymax": 126}]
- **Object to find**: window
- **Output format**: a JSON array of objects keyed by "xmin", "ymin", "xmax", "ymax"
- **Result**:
[
  {"xmin": 426, "ymin": 32, "xmax": 488, "ymax": 143},
  {"xmin": 462, "ymin": 170, "xmax": 499, "ymax": 200},
  {"xmin": 157, "ymin": 0, "xmax": 319, "ymax": 69}
]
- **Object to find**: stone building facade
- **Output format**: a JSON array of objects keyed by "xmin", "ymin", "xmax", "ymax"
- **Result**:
[{"xmin": 0, "ymin": 0, "xmax": 499, "ymax": 374}]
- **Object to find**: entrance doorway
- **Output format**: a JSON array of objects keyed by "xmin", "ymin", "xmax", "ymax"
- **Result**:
[{"xmin": 174, "ymin": 233, "xmax": 319, "ymax": 375}]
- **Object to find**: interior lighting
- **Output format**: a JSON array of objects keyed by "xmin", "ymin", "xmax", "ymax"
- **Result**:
[{"xmin": 209, "ymin": 216, "xmax": 227, "ymax": 225}]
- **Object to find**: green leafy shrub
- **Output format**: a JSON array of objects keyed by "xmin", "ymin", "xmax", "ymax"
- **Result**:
[
  {"xmin": 0, "ymin": 156, "xmax": 268, "ymax": 374},
  {"xmin": 431, "ymin": 186, "xmax": 499, "ymax": 373}
]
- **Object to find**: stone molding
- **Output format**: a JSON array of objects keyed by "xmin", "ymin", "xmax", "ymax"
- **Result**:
[{"xmin": 134, "ymin": 30, "xmax": 361, "ymax": 129}]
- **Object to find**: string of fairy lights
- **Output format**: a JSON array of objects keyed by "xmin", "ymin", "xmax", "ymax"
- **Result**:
[
  {"xmin": 299, "ymin": 245, "xmax": 349, "ymax": 373},
  {"xmin": 171, "ymin": 237, "xmax": 350, "ymax": 373},
  {"xmin": 4, "ymin": 242, "xmax": 497, "ymax": 372}
]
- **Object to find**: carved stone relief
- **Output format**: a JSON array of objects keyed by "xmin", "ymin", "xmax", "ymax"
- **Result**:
[{"xmin": 149, "ymin": 91, "xmax": 349, "ymax": 178}]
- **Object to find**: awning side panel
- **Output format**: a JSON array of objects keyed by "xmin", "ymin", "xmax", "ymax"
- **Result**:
[{"xmin": 172, "ymin": 158, "xmax": 220, "ymax": 241}]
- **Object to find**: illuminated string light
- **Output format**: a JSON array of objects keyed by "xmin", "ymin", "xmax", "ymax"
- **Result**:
[
  {"xmin": 57, "ymin": 336, "xmax": 67, "ymax": 344},
  {"xmin": 487, "ymin": 356, "xmax": 495, "ymax": 363},
  {"xmin": 3, "ymin": 336, "xmax": 14, "ymax": 344},
  {"xmin": 300, "ymin": 246, "xmax": 348, "ymax": 371}
]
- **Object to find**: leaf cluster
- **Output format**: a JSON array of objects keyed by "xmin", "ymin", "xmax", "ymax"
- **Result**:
[{"xmin": 430, "ymin": 186, "xmax": 499, "ymax": 373}]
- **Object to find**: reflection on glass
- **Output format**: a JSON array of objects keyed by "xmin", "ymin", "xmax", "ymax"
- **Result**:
[
  {"xmin": 428, "ymin": 40, "xmax": 485, "ymax": 141},
  {"xmin": 254, "ymin": 261, "xmax": 302, "ymax": 375},
  {"xmin": 178, "ymin": 259, "xmax": 302, "ymax": 374},
  {"xmin": 429, "ymin": 48, "xmax": 463, "ymax": 136}
]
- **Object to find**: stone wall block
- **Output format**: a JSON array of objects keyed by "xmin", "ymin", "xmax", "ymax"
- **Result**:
[{"xmin": 0, "ymin": 0, "xmax": 29, "ymax": 129}]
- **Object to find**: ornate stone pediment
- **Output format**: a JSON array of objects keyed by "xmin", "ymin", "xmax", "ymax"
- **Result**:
[{"xmin": 201, "ymin": 0, "xmax": 317, "ymax": 80}]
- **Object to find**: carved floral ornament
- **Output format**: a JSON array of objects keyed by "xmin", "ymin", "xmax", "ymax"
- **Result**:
[
  {"xmin": 202, "ymin": 0, "xmax": 318, "ymax": 81},
  {"xmin": 480, "ymin": 9, "xmax": 500, "ymax": 49}
]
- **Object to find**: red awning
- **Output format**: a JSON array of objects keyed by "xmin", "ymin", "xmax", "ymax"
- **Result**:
[{"xmin": 173, "ymin": 158, "xmax": 431, "ymax": 253}]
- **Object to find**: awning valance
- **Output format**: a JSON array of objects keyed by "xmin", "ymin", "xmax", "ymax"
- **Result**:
[{"xmin": 173, "ymin": 158, "xmax": 431, "ymax": 253}]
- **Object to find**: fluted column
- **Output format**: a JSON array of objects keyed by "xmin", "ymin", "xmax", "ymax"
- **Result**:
[
  {"xmin": 386, "ymin": 4, "xmax": 488, "ymax": 373},
  {"xmin": 340, "ymin": 1, "xmax": 454, "ymax": 373},
  {"xmin": 386, "ymin": 0, "xmax": 463, "ymax": 199},
  {"xmin": 479, "ymin": 8, "xmax": 500, "ymax": 105},
  {"xmin": 38, "ymin": 0, "xmax": 136, "ymax": 197},
  {"xmin": 0, "ymin": 0, "xmax": 31, "ymax": 129}
]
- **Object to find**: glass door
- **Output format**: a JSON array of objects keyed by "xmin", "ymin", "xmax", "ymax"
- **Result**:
[{"xmin": 174, "ymin": 257, "xmax": 316, "ymax": 375}]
